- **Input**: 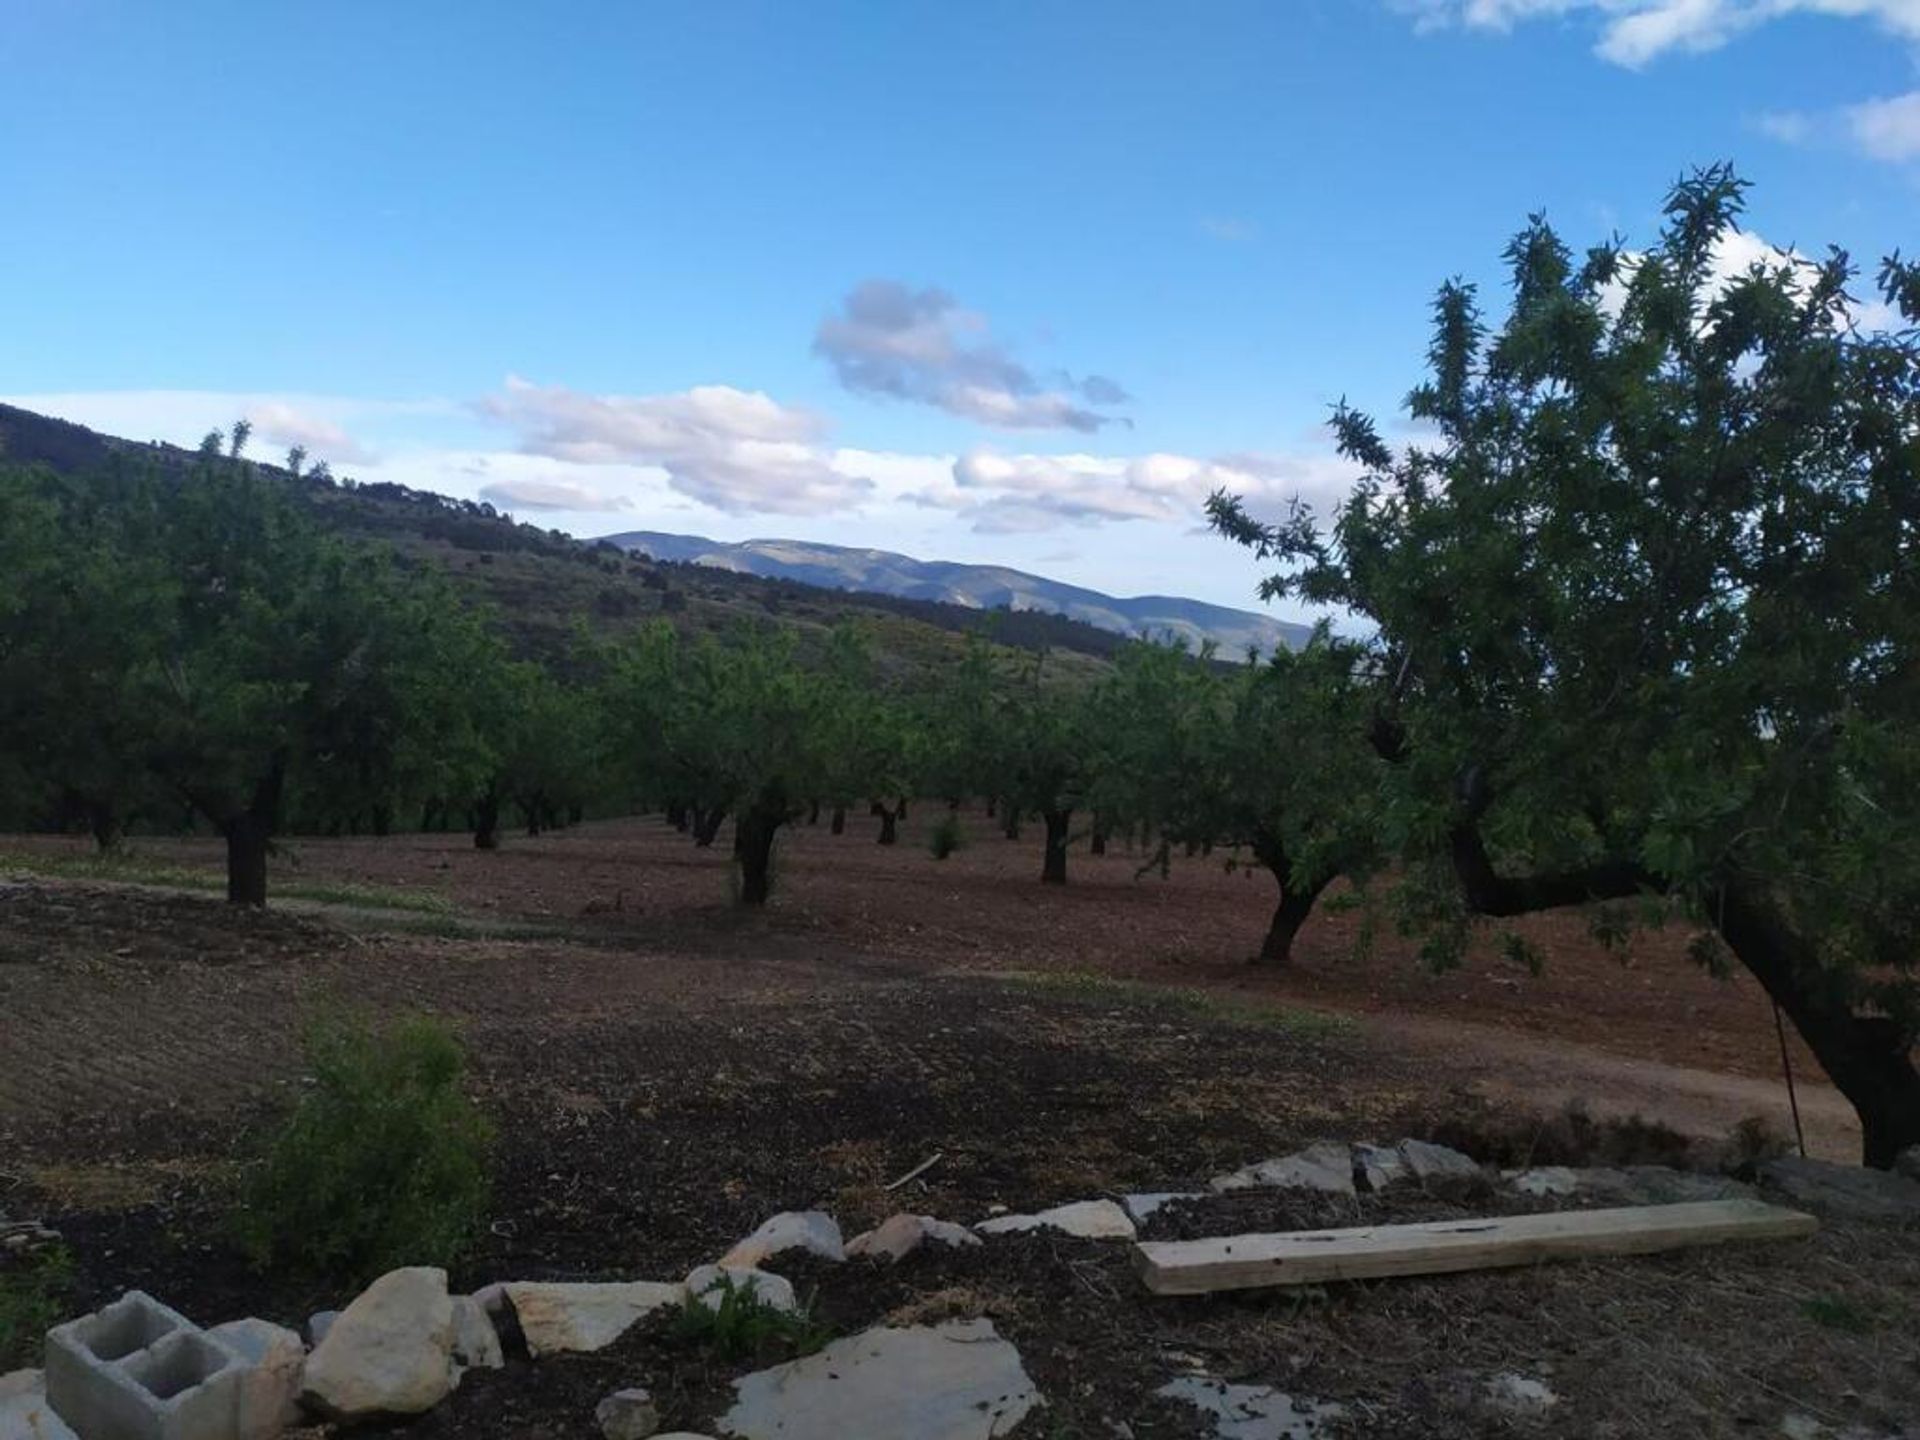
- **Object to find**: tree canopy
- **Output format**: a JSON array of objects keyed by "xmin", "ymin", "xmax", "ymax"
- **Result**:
[{"xmin": 1211, "ymin": 166, "xmax": 1920, "ymax": 1165}]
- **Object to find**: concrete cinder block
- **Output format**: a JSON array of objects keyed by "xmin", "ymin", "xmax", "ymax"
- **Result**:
[{"xmin": 43, "ymin": 1291, "xmax": 256, "ymax": 1440}]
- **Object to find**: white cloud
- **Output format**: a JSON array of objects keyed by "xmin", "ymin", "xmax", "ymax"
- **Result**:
[
  {"xmin": 1405, "ymin": 0, "xmax": 1920, "ymax": 63},
  {"xmin": 813, "ymin": 280, "xmax": 1129, "ymax": 432},
  {"xmin": 1848, "ymin": 89, "xmax": 1920, "ymax": 160},
  {"xmin": 244, "ymin": 401, "xmax": 376, "ymax": 464},
  {"xmin": 477, "ymin": 376, "xmax": 873, "ymax": 516},
  {"xmin": 1594, "ymin": 225, "xmax": 1905, "ymax": 333},
  {"xmin": 919, "ymin": 447, "xmax": 1359, "ymax": 534},
  {"xmin": 1752, "ymin": 108, "xmax": 1814, "ymax": 143},
  {"xmin": 477, "ymin": 476, "xmax": 631, "ymax": 512}
]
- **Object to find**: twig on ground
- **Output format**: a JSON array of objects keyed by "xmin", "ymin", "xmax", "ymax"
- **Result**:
[{"xmin": 884, "ymin": 1151, "xmax": 944, "ymax": 1191}]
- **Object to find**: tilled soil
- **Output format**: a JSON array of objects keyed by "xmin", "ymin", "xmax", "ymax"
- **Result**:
[{"xmin": 2, "ymin": 837, "xmax": 1913, "ymax": 1437}]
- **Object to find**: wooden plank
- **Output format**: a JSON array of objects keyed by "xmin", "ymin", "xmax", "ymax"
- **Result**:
[{"xmin": 1132, "ymin": 1199, "xmax": 1818, "ymax": 1296}]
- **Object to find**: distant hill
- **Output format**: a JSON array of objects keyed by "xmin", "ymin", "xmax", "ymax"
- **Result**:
[
  {"xmin": 0, "ymin": 402, "xmax": 1126, "ymax": 679},
  {"xmin": 602, "ymin": 531, "xmax": 1311, "ymax": 655}
]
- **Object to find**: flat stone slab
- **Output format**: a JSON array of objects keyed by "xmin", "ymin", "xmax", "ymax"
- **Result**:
[
  {"xmin": 504, "ymin": 1281, "xmax": 687, "ymax": 1357},
  {"xmin": 1158, "ymin": 1376, "xmax": 1345, "ymax": 1440},
  {"xmin": 976, "ymin": 1199, "xmax": 1136, "ymax": 1239},
  {"xmin": 719, "ymin": 1319, "xmax": 1040, "ymax": 1440},
  {"xmin": 1759, "ymin": 1158, "xmax": 1920, "ymax": 1221},
  {"xmin": 1211, "ymin": 1142, "xmax": 1356, "ymax": 1196},
  {"xmin": 1, "ymin": 1369, "xmax": 79, "ymax": 1440}
]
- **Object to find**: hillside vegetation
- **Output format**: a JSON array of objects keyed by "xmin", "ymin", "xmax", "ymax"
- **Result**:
[{"xmin": 0, "ymin": 401, "xmax": 1122, "ymax": 679}]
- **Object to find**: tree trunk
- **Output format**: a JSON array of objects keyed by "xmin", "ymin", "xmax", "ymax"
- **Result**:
[
  {"xmin": 224, "ymin": 818, "xmax": 269, "ymax": 907},
  {"xmin": 733, "ymin": 786, "xmax": 787, "ymax": 906},
  {"xmin": 87, "ymin": 799, "xmax": 122, "ymax": 854},
  {"xmin": 473, "ymin": 789, "xmax": 501, "ymax": 850},
  {"xmin": 371, "ymin": 802, "xmax": 392, "ymax": 838},
  {"xmin": 1090, "ymin": 818, "xmax": 1108, "ymax": 857},
  {"xmin": 808, "ymin": 799, "xmax": 821, "ymax": 825},
  {"xmin": 666, "ymin": 800, "xmax": 689, "ymax": 832},
  {"xmin": 1716, "ymin": 883, "xmax": 1920, "ymax": 1168},
  {"xmin": 692, "ymin": 805, "xmax": 727, "ymax": 847},
  {"xmin": 222, "ymin": 763, "xmax": 282, "ymax": 907},
  {"xmin": 985, "ymin": 795, "xmax": 998, "ymax": 819},
  {"xmin": 830, "ymin": 805, "xmax": 847, "ymax": 835},
  {"xmin": 1003, "ymin": 806, "xmax": 1021, "ymax": 841},
  {"xmin": 1445, "ymin": 780, "xmax": 1920, "ymax": 1168},
  {"xmin": 1041, "ymin": 808, "xmax": 1071, "ymax": 884},
  {"xmin": 877, "ymin": 804, "xmax": 899, "ymax": 846},
  {"xmin": 1250, "ymin": 829, "xmax": 1332, "ymax": 965}
]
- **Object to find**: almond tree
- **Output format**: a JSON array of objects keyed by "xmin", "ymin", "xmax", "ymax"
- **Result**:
[{"xmin": 1212, "ymin": 167, "xmax": 1920, "ymax": 1164}]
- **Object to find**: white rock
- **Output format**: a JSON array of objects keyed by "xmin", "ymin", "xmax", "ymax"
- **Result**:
[
  {"xmin": 1896, "ymin": 1147, "xmax": 1920, "ymax": 1183},
  {"xmin": 975, "ymin": 1199, "xmax": 1136, "ymax": 1240},
  {"xmin": 0, "ymin": 1369, "xmax": 78, "ymax": 1440},
  {"xmin": 505, "ymin": 1281, "xmax": 687, "ymax": 1358},
  {"xmin": 1157, "ymin": 1375, "xmax": 1345, "ymax": 1440},
  {"xmin": 307, "ymin": 1309, "xmax": 339, "ymax": 1346},
  {"xmin": 719, "ymin": 1211, "xmax": 845, "ymax": 1268},
  {"xmin": 301, "ymin": 1266, "xmax": 455, "ymax": 1419},
  {"xmin": 1211, "ymin": 1142, "xmax": 1356, "ymax": 1196},
  {"xmin": 719, "ymin": 1319, "xmax": 1040, "ymax": 1440},
  {"xmin": 450, "ymin": 1294, "xmax": 504, "ymax": 1375},
  {"xmin": 1399, "ymin": 1139, "xmax": 1482, "ymax": 1183},
  {"xmin": 1120, "ymin": 1193, "xmax": 1206, "ymax": 1223},
  {"xmin": 1352, "ymin": 1143, "xmax": 1410, "ymax": 1193},
  {"xmin": 685, "ymin": 1265, "xmax": 798, "ymax": 1315},
  {"xmin": 1485, "ymin": 1373, "xmax": 1558, "ymax": 1415},
  {"xmin": 846, "ymin": 1213, "xmax": 982, "ymax": 1262},
  {"xmin": 207, "ymin": 1317, "xmax": 306, "ymax": 1438},
  {"xmin": 1508, "ymin": 1166, "xmax": 1580, "ymax": 1197},
  {"xmin": 597, "ymin": 1386, "xmax": 661, "ymax": 1440}
]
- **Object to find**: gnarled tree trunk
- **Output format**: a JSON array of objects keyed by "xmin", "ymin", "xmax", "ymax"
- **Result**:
[
  {"xmin": 1716, "ymin": 884, "xmax": 1920, "ymax": 1169},
  {"xmin": 733, "ymin": 784, "xmax": 788, "ymax": 906},
  {"xmin": 1041, "ymin": 807, "xmax": 1071, "ymax": 884}
]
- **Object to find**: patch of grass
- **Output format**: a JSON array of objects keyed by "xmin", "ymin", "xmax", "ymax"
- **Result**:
[
  {"xmin": 0, "ymin": 1246, "xmax": 74, "ymax": 1370},
  {"xmin": 996, "ymin": 970, "xmax": 1354, "ymax": 1038},
  {"xmin": 234, "ymin": 1012, "xmax": 491, "ymax": 1285},
  {"xmin": 672, "ymin": 1275, "xmax": 832, "ymax": 1364},
  {"xmin": 0, "ymin": 849, "xmax": 452, "ymax": 913},
  {"xmin": 1799, "ymin": 1295, "xmax": 1873, "ymax": 1334}
]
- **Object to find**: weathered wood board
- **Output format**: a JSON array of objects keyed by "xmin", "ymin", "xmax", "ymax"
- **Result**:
[{"xmin": 1133, "ymin": 1199, "xmax": 1818, "ymax": 1295}]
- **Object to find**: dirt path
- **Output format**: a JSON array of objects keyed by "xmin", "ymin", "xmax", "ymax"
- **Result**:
[{"xmin": 1352, "ymin": 1007, "xmax": 1859, "ymax": 1161}]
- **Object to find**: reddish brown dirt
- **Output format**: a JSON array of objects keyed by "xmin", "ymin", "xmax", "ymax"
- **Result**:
[
  {"xmin": 2, "ymin": 829, "xmax": 1914, "ymax": 1438},
  {"xmin": 10, "ymin": 807, "xmax": 1833, "ymax": 1087}
]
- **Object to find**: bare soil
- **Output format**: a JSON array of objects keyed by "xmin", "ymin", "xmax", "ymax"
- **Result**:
[{"xmin": 1, "ymin": 815, "xmax": 1911, "ymax": 1437}]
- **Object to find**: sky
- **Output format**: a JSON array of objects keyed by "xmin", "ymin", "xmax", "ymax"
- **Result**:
[{"xmin": 2, "ymin": 0, "xmax": 1915, "ymax": 622}]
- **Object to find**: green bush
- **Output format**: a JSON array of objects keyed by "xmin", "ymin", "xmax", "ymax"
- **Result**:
[
  {"xmin": 928, "ymin": 811, "xmax": 965, "ymax": 860},
  {"xmin": 672, "ymin": 1275, "xmax": 831, "ymax": 1363},
  {"xmin": 0, "ymin": 1246, "xmax": 72, "ymax": 1370},
  {"xmin": 236, "ymin": 1013, "xmax": 491, "ymax": 1283}
]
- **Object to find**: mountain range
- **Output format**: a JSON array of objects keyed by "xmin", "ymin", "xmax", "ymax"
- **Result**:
[{"xmin": 600, "ymin": 531, "xmax": 1310, "ymax": 655}]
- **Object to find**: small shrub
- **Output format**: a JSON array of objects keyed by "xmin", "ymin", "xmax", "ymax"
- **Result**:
[
  {"xmin": 0, "ymin": 1245, "xmax": 73, "ymax": 1370},
  {"xmin": 928, "ymin": 812, "xmax": 965, "ymax": 860},
  {"xmin": 236, "ymin": 1013, "xmax": 491, "ymax": 1284},
  {"xmin": 672, "ymin": 1276, "xmax": 831, "ymax": 1363}
]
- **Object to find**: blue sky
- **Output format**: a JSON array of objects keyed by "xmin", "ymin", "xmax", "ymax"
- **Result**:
[{"xmin": 3, "ymin": 0, "xmax": 1915, "ymax": 619}]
